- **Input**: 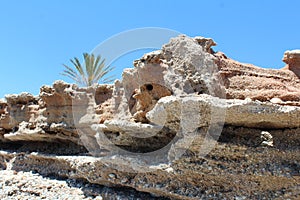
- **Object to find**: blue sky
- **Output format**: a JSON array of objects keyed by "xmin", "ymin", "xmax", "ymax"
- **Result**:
[{"xmin": 0, "ymin": 0, "xmax": 299, "ymax": 98}]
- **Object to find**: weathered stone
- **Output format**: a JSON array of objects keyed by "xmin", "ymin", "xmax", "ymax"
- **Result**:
[
  {"xmin": 260, "ymin": 131, "xmax": 274, "ymax": 147},
  {"xmin": 120, "ymin": 36, "xmax": 300, "ymax": 124},
  {"xmin": 5, "ymin": 92, "xmax": 36, "ymax": 105},
  {"xmin": 121, "ymin": 35, "xmax": 223, "ymax": 122},
  {"xmin": 215, "ymin": 52, "xmax": 300, "ymax": 103},
  {"xmin": 282, "ymin": 49, "xmax": 300, "ymax": 77},
  {"xmin": 99, "ymin": 120, "xmax": 164, "ymax": 138},
  {"xmin": 0, "ymin": 131, "xmax": 299, "ymax": 200},
  {"xmin": 132, "ymin": 83, "xmax": 172, "ymax": 122},
  {"xmin": 194, "ymin": 36, "xmax": 217, "ymax": 53},
  {"xmin": 0, "ymin": 34, "xmax": 300, "ymax": 199},
  {"xmin": 147, "ymin": 95, "xmax": 300, "ymax": 129},
  {"xmin": 0, "ymin": 100, "xmax": 11, "ymax": 131},
  {"xmin": 0, "ymin": 80, "xmax": 113, "ymax": 143}
]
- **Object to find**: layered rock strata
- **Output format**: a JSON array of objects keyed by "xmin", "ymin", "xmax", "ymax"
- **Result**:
[
  {"xmin": 0, "ymin": 81, "xmax": 113, "ymax": 143},
  {"xmin": 0, "ymin": 35, "xmax": 299, "ymax": 199}
]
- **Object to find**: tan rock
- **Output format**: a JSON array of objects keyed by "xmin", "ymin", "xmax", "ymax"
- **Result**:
[
  {"xmin": 282, "ymin": 49, "xmax": 300, "ymax": 77},
  {"xmin": 215, "ymin": 52, "xmax": 300, "ymax": 103},
  {"xmin": 147, "ymin": 95, "xmax": 300, "ymax": 130},
  {"xmin": 121, "ymin": 35, "xmax": 223, "ymax": 122},
  {"xmin": 0, "ymin": 100, "xmax": 11, "ymax": 134},
  {"xmin": 132, "ymin": 83, "xmax": 172, "ymax": 122},
  {"xmin": 194, "ymin": 36, "xmax": 217, "ymax": 53},
  {"xmin": 0, "ymin": 81, "xmax": 113, "ymax": 143},
  {"xmin": 119, "ymin": 36, "xmax": 300, "ymax": 124},
  {"xmin": 0, "ymin": 35, "xmax": 300, "ymax": 200}
]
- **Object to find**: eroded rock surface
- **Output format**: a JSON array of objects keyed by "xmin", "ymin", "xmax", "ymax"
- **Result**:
[
  {"xmin": 0, "ymin": 81, "xmax": 113, "ymax": 143},
  {"xmin": 282, "ymin": 49, "xmax": 300, "ymax": 77},
  {"xmin": 132, "ymin": 83, "xmax": 172, "ymax": 122},
  {"xmin": 147, "ymin": 95, "xmax": 300, "ymax": 130},
  {"xmin": 215, "ymin": 52, "xmax": 300, "ymax": 103},
  {"xmin": 122, "ymin": 35, "xmax": 224, "ymax": 123},
  {"xmin": 0, "ymin": 35, "xmax": 300, "ymax": 199}
]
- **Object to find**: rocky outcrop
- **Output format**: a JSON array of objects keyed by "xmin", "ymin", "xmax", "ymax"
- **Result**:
[
  {"xmin": 147, "ymin": 95, "xmax": 300, "ymax": 130},
  {"xmin": 0, "ymin": 81, "xmax": 113, "ymax": 143},
  {"xmin": 120, "ymin": 35, "xmax": 224, "ymax": 123},
  {"xmin": 282, "ymin": 49, "xmax": 300, "ymax": 77},
  {"xmin": 215, "ymin": 52, "xmax": 300, "ymax": 103},
  {"xmin": 120, "ymin": 36, "xmax": 300, "ymax": 124},
  {"xmin": 0, "ymin": 35, "xmax": 299, "ymax": 199},
  {"xmin": 0, "ymin": 128, "xmax": 299, "ymax": 199}
]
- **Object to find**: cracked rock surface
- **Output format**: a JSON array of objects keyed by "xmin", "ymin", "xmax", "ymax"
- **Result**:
[{"xmin": 0, "ymin": 35, "xmax": 300, "ymax": 199}]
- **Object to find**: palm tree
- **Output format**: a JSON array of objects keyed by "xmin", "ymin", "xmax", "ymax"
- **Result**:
[{"xmin": 61, "ymin": 53, "xmax": 115, "ymax": 86}]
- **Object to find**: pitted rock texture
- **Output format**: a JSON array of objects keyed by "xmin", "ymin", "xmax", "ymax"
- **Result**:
[
  {"xmin": 132, "ymin": 83, "xmax": 172, "ymax": 122},
  {"xmin": 118, "ymin": 35, "xmax": 300, "ymax": 123},
  {"xmin": 0, "ymin": 81, "xmax": 113, "ymax": 143},
  {"xmin": 0, "ymin": 35, "xmax": 300, "ymax": 199},
  {"xmin": 120, "ymin": 35, "xmax": 223, "ymax": 122}
]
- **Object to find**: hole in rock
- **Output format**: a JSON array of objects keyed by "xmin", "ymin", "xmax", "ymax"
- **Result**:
[{"xmin": 145, "ymin": 84, "xmax": 153, "ymax": 91}]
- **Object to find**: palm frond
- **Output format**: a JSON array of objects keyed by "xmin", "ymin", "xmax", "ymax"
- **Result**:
[
  {"xmin": 94, "ymin": 66, "xmax": 115, "ymax": 83},
  {"xmin": 101, "ymin": 74, "xmax": 116, "ymax": 84},
  {"xmin": 62, "ymin": 53, "xmax": 115, "ymax": 86},
  {"xmin": 93, "ymin": 59, "xmax": 111, "ymax": 82},
  {"xmin": 62, "ymin": 64, "xmax": 78, "ymax": 76},
  {"xmin": 93, "ymin": 54, "xmax": 102, "ymax": 74}
]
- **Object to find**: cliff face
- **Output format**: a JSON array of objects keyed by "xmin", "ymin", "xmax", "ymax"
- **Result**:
[{"xmin": 0, "ymin": 35, "xmax": 299, "ymax": 199}]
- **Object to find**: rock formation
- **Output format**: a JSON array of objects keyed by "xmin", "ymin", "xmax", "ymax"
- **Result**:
[
  {"xmin": 0, "ymin": 81, "xmax": 113, "ymax": 143},
  {"xmin": 282, "ymin": 49, "xmax": 300, "ymax": 78},
  {"xmin": 0, "ymin": 35, "xmax": 299, "ymax": 199}
]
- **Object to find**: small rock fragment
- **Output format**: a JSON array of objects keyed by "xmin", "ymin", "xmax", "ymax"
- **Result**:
[{"xmin": 260, "ymin": 131, "xmax": 273, "ymax": 147}]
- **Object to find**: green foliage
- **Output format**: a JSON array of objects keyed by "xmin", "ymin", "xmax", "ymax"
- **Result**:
[{"xmin": 61, "ymin": 53, "xmax": 114, "ymax": 86}]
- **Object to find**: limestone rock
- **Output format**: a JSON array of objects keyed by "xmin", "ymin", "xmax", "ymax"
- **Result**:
[
  {"xmin": 119, "ymin": 36, "xmax": 300, "ymax": 123},
  {"xmin": 121, "ymin": 35, "xmax": 223, "ymax": 122},
  {"xmin": 282, "ymin": 49, "xmax": 300, "ymax": 77},
  {"xmin": 0, "ymin": 34, "xmax": 300, "ymax": 199},
  {"xmin": 132, "ymin": 83, "xmax": 172, "ymax": 122},
  {"xmin": 5, "ymin": 92, "xmax": 36, "ymax": 105},
  {"xmin": 147, "ymin": 95, "xmax": 300, "ymax": 129},
  {"xmin": 194, "ymin": 36, "xmax": 217, "ymax": 53},
  {"xmin": 0, "ymin": 100, "xmax": 11, "ymax": 131},
  {"xmin": 215, "ymin": 52, "xmax": 300, "ymax": 103},
  {"xmin": 0, "ymin": 135, "xmax": 299, "ymax": 200},
  {"xmin": 101, "ymin": 120, "xmax": 164, "ymax": 138},
  {"xmin": 0, "ymin": 81, "xmax": 113, "ymax": 143}
]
